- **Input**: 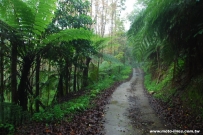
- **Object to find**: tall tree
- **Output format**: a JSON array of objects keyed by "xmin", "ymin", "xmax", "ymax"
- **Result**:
[
  {"xmin": 0, "ymin": 0, "xmax": 92, "ymax": 110},
  {"xmin": 0, "ymin": 31, "xmax": 4, "ymax": 102}
]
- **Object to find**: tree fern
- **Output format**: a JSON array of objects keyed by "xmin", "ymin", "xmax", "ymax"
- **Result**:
[
  {"xmin": 0, "ymin": 0, "xmax": 57, "ymax": 37},
  {"xmin": 0, "ymin": 0, "xmax": 93, "ymax": 52}
]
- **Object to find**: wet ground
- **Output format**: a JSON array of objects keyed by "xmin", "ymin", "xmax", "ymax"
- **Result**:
[
  {"xmin": 14, "ymin": 68, "xmax": 202, "ymax": 135},
  {"xmin": 103, "ymin": 68, "xmax": 169, "ymax": 135}
]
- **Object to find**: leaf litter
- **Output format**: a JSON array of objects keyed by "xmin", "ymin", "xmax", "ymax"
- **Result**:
[
  {"xmin": 15, "ymin": 75, "xmax": 132, "ymax": 135},
  {"xmin": 15, "ymin": 70, "xmax": 203, "ymax": 135}
]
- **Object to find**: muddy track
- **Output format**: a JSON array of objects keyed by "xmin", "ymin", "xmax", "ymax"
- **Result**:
[{"xmin": 103, "ymin": 68, "xmax": 171, "ymax": 135}]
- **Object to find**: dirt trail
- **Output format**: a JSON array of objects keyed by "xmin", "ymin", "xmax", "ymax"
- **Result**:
[{"xmin": 103, "ymin": 68, "xmax": 169, "ymax": 135}]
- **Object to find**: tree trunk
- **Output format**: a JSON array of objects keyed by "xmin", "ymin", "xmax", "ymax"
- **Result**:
[
  {"xmin": 0, "ymin": 38, "xmax": 4, "ymax": 102},
  {"xmin": 73, "ymin": 64, "xmax": 77, "ymax": 92},
  {"xmin": 97, "ymin": 60, "xmax": 99, "ymax": 82},
  {"xmin": 68, "ymin": 65, "xmax": 72, "ymax": 93},
  {"xmin": 18, "ymin": 56, "xmax": 33, "ymax": 111},
  {"xmin": 0, "ymin": 40, "xmax": 3, "ymax": 123},
  {"xmin": 94, "ymin": 0, "xmax": 99, "ymax": 35},
  {"xmin": 11, "ymin": 43, "xmax": 18, "ymax": 104},
  {"xmin": 90, "ymin": 0, "xmax": 93, "ymax": 23},
  {"xmin": 77, "ymin": 71, "xmax": 80, "ymax": 91},
  {"xmin": 35, "ymin": 56, "xmax": 40, "ymax": 112},
  {"xmin": 65, "ymin": 60, "xmax": 71, "ymax": 94},
  {"xmin": 57, "ymin": 74, "xmax": 64, "ymax": 99},
  {"xmin": 47, "ymin": 61, "xmax": 51, "ymax": 106},
  {"xmin": 83, "ymin": 57, "xmax": 91, "ymax": 88}
]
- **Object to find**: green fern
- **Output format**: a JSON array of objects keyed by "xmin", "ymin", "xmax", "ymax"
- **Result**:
[
  {"xmin": 0, "ymin": 0, "xmax": 57, "ymax": 37},
  {"xmin": 43, "ymin": 28, "xmax": 92, "ymax": 45},
  {"xmin": 0, "ymin": 0, "xmax": 93, "ymax": 49}
]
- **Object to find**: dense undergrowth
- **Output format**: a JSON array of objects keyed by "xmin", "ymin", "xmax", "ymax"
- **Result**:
[
  {"xmin": 143, "ymin": 62, "xmax": 203, "ymax": 130},
  {"xmin": 32, "ymin": 65, "xmax": 131, "ymax": 123},
  {"xmin": 128, "ymin": 0, "xmax": 203, "ymax": 130},
  {"xmin": 144, "ymin": 64, "xmax": 175, "ymax": 103},
  {"xmin": 144, "ymin": 63, "xmax": 203, "ymax": 117},
  {"xmin": 0, "ymin": 64, "xmax": 131, "ymax": 134},
  {"xmin": 14, "ymin": 68, "xmax": 132, "ymax": 135}
]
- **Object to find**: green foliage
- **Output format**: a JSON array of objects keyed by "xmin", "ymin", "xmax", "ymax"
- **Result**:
[
  {"xmin": 91, "ymin": 36, "xmax": 111, "ymax": 51},
  {"xmin": 32, "ymin": 64, "xmax": 131, "ymax": 123},
  {"xmin": 92, "ymin": 78, "xmax": 114, "ymax": 90},
  {"xmin": 0, "ymin": 123, "xmax": 14, "ymax": 135},
  {"xmin": 43, "ymin": 28, "xmax": 92, "ymax": 45},
  {"xmin": 0, "ymin": 0, "xmax": 132, "ymax": 129},
  {"xmin": 32, "ymin": 94, "xmax": 92, "ymax": 122},
  {"xmin": 32, "ymin": 96, "xmax": 90, "ymax": 122},
  {"xmin": 181, "ymin": 73, "xmax": 203, "ymax": 117},
  {"xmin": 144, "ymin": 64, "xmax": 175, "ymax": 102},
  {"xmin": 89, "ymin": 64, "xmax": 131, "ymax": 101},
  {"xmin": 128, "ymin": 0, "xmax": 203, "ymax": 65},
  {"xmin": 56, "ymin": 0, "xmax": 92, "ymax": 29},
  {"xmin": 129, "ymin": 0, "xmax": 203, "ymax": 113},
  {"xmin": 0, "ymin": 102, "xmax": 30, "ymax": 126},
  {"xmin": 0, "ymin": 0, "xmax": 93, "ymax": 55},
  {"xmin": 90, "ymin": 64, "xmax": 131, "ymax": 90},
  {"xmin": 0, "ymin": 0, "xmax": 57, "ymax": 38}
]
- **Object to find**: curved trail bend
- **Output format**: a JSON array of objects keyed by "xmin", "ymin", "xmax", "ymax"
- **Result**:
[{"xmin": 103, "ymin": 68, "xmax": 169, "ymax": 135}]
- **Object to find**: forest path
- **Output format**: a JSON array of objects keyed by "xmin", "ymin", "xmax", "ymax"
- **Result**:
[{"xmin": 103, "ymin": 68, "xmax": 168, "ymax": 135}]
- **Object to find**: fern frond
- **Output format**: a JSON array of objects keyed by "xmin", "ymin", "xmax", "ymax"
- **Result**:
[
  {"xmin": 26, "ymin": 0, "xmax": 57, "ymax": 36},
  {"xmin": 0, "ymin": 0, "xmax": 19, "ymax": 28},
  {"xmin": 42, "ymin": 28, "xmax": 92, "ymax": 45},
  {"xmin": 0, "ymin": 19, "xmax": 16, "ymax": 32},
  {"xmin": 98, "ymin": 53, "xmax": 123, "ymax": 66},
  {"xmin": 91, "ymin": 36, "xmax": 111, "ymax": 50},
  {"xmin": 0, "ymin": 0, "xmax": 57, "ymax": 37}
]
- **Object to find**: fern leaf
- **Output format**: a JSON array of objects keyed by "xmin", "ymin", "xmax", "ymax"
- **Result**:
[
  {"xmin": 0, "ymin": 0, "xmax": 57, "ymax": 37},
  {"xmin": 97, "ymin": 53, "xmax": 123, "ymax": 66},
  {"xmin": 42, "ymin": 28, "xmax": 92, "ymax": 45}
]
